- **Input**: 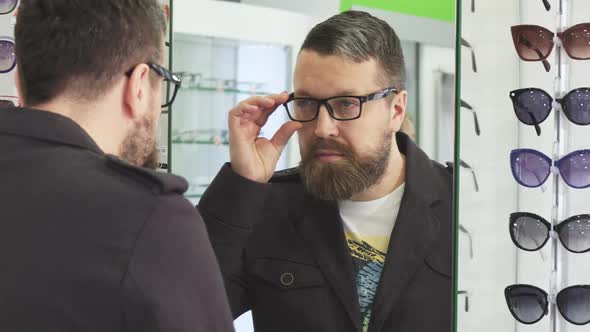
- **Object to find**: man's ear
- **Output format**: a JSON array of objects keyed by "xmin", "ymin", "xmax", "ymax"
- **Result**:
[
  {"xmin": 391, "ymin": 90, "xmax": 408, "ymax": 132},
  {"xmin": 123, "ymin": 63, "xmax": 151, "ymax": 120}
]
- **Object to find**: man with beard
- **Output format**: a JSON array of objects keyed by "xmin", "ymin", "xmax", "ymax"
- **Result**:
[
  {"xmin": 0, "ymin": 1, "xmax": 233, "ymax": 331},
  {"xmin": 198, "ymin": 10, "xmax": 453, "ymax": 332}
]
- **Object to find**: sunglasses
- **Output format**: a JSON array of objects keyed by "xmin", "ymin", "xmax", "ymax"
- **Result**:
[
  {"xmin": 0, "ymin": 37, "xmax": 15, "ymax": 74},
  {"xmin": 511, "ymin": 23, "xmax": 590, "ymax": 72},
  {"xmin": 510, "ymin": 149, "xmax": 590, "ymax": 189},
  {"xmin": 510, "ymin": 212, "xmax": 590, "ymax": 253},
  {"xmin": 505, "ymin": 284, "xmax": 590, "ymax": 325},
  {"xmin": 510, "ymin": 87, "xmax": 590, "ymax": 135},
  {"xmin": 0, "ymin": 0, "xmax": 17, "ymax": 15}
]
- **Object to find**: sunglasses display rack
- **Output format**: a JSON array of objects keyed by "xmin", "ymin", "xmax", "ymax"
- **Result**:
[
  {"xmin": 456, "ymin": 0, "xmax": 590, "ymax": 332},
  {"xmin": 0, "ymin": 0, "xmax": 17, "ymax": 108}
]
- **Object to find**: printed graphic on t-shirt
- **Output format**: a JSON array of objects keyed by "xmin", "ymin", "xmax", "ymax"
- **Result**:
[{"xmin": 347, "ymin": 237, "xmax": 387, "ymax": 332}]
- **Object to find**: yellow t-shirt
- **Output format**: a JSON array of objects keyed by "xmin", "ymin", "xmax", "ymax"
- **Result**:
[{"xmin": 338, "ymin": 184, "xmax": 405, "ymax": 332}]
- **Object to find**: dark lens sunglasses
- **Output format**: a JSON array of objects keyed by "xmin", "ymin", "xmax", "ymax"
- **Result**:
[
  {"xmin": 125, "ymin": 63, "xmax": 181, "ymax": 108},
  {"xmin": 510, "ymin": 87, "xmax": 590, "ymax": 135},
  {"xmin": 0, "ymin": 37, "xmax": 15, "ymax": 74},
  {"xmin": 511, "ymin": 23, "xmax": 590, "ymax": 72},
  {"xmin": 510, "ymin": 212, "xmax": 590, "ymax": 253},
  {"xmin": 505, "ymin": 284, "xmax": 590, "ymax": 325},
  {"xmin": 0, "ymin": 0, "xmax": 17, "ymax": 15},
  {"xmin": 510, "ymin": 148, "xmax": 590, "ymax": 189}
]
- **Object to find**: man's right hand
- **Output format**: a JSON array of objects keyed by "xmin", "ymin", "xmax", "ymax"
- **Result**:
[{"xmin": 228, "ymin": 93, "xmax": 303, "ymax": 183}]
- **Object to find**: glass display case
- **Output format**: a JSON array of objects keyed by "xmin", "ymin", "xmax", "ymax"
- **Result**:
[
  {"xmin": 169, "ymin": 34, "xmax": 291, "ymax": 203},
  {"xmin": 455, "ymin": 0, "xmax": 590, "ymax": 332}
]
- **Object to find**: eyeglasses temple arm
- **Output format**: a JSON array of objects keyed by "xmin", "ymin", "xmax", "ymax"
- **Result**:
[
  {"xmin": 542, "ymin": 0, "xmax": 551, "ymax": 11},
  {"xmin": 519, "ymin": 34, "xmax": 552, "ymax": 72},
  {"xmin": 526, "ymin": 112, "xmax": 542, "ymax": 136}
]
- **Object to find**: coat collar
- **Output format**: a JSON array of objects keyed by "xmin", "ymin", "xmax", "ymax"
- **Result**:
[
  {"xmin": 293, "ymin": 131, "xmax": 451, "ymax": 332},
  {"xmin": 0, "ymin": 107, "xmax": 102, "ymax": 154}
]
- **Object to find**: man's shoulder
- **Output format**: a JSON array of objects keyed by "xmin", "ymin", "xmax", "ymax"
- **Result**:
[
  {"xmin": 269, "ymin": 166, "xmax": 302, "ymax": 184},
  {"xmin": 102, "ymin": 155, "xmax": 189, "ymax": 196}
]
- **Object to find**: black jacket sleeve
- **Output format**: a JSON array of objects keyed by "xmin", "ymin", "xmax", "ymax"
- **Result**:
[
  {"xmin": 123, "ymin": 193, "xmax": 235, "ymax": 332},
  {"xmin": 197, "ymin": 163, "xmax": 271, "ymax": 318}
]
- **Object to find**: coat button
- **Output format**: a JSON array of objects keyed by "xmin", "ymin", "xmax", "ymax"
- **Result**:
[{"xmin": 280, "ymin": 272, "xmax": 295, "ymax": 286}]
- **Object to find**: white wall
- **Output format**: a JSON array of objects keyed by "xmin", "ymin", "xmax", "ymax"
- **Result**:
[{"xmin": 457, "ymin": 1, "xmax": 590, "ymax": 332}]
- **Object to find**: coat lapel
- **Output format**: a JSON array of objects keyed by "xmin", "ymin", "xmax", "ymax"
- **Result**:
[
  {"xmin": 368, "ymin": 132, "xmax": 448, "ymax": 332},
  {"xmin": 296, "ymin": 193, "xmax": 362, "ymax": 332},
  {"xmin": 367, "ymin": 191, "xmax": 441, "ymax": 332}
]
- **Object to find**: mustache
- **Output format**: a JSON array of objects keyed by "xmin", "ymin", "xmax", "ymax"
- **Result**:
[{"xmin": 308, "ymin": 140, "xmax": 352, "ymax": 155}]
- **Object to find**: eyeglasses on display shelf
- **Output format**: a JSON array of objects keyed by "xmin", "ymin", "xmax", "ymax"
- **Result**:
[
  {"xmin": 511, "ymin": 23, "xmax": 590, "ymax": 72},
  {"xmin": 282, "ymin": 87, "xmax": 398, "ymax": 122},
  {"xmin": 505, "ymin": 284, "xmax": 590, "ymax": 325},
  {"xmin": 510, "ymin": 149, "xmax": 590, "ymax": 189},
  {"xmin": 510, "ymin": 87, "xmax": 590, "ymax": 136},
  {"xmin": 461, "ymin": 38, "xmax": 477, "ymax": 73},
  {"xmin": 172, "ymin": 128, "xmax": 230, "ymax": 146},
  {"xmin": 0, "ymin": 0, "xmax": 17, "ymax": 15},
  {"xmin": 176, "ymin": 71, "xmax": 271, "ymax": 96},
  {"xmin": 460, "ymin": 99, "xmax": 481, "ymax": 136}
]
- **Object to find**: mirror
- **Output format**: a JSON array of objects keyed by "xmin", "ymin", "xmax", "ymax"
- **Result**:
[{"xmin": 167, "ymin": 1, "xmax": 458, "ymax": 331}]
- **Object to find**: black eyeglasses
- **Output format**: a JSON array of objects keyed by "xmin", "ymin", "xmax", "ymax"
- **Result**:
[
  {"xmin": 510, "ymin": 212, "xmax": 590, "ymax": 253},
  {"xmin": 125, "ymin": 63, "xmax": 181, "ymax": 108},
  {"xmin": 460, "ymin": 99, "xmax": 481, "ymax": 136},
  {"xmin": 282, "ymin": 87, "xmax": 398, "ymax": 122},
  {"xmin": 505, "ymin": 284, "xmax": 590, "ymax": 325}
]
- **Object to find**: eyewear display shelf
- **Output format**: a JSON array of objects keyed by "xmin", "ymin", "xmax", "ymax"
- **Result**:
[{"xmin": 455, "ymin": 1, "xmax": 590, "ymax": 332}]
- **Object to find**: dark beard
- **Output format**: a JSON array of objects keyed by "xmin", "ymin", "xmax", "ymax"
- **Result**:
[
  {"xmin": 299, "ymin": 130, "xmax": 392, "ymax": 201},
  {"xmin": 119, "ymin": 115, "xmax": 159, "ymax": 170}
]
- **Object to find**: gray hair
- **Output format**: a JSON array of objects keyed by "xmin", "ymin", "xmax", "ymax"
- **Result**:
[{"xmin": 300, "ymin": 10, "xmax": 406, "ymax": 90}]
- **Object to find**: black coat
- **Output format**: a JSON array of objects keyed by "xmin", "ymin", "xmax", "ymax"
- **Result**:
[
  {"xmin": 0, "ymin": 107, "xmax": 234, "ymax": 332},
  {"xmin": 199, "ymin": 132, "xmax": 453, "ymax": 332}
]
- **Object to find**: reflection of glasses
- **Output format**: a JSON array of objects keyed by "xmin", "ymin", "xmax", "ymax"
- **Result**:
[
  {"xmin": 0, "ymin": 0, "xmax": 17, "ymax": 15},
  {"xmin": 510, "ymin": 212, "xmax": 590, "ymax": 253},
  {"xmin": 283, "ymin": 87, "xmax": 398, "ymax": 122},
  {"xmin": 459, "ymin": 159, "xmax": 480, "ymax": 192},
  {"xmin": 461, "ymin": 38, "xmax": 478, "ymax": 73},
  {"xmin": 126, "ymin": 63, "xmax": 181, "ymax": 108},
  {"xmin": 459, "ymin": 224, "xmax": 474, "ymax": 259},
  {"xmin": 505, "ymin": 284, "xmax": 590, "ymax": 325},
  {"xmin": 510, "ymin": 149, "xmax": 590, "ymax": 189},
  {"xmin": 511, "ymin": 23, "xmax": 590, "ymax": 72},
  {"xmin": 458, "ymin": 290, "xmax": 470, "ymax": 312},
  {"xmin": 460, "ymin": 99, "xmax": 481, "ymax": 136},
  {"xmin": 0, "ymin": 37, "xmax": 15, "ymax": 74},
  {"xmin": 0, "ymin": 95, "xmax": 18, "ymax": 107},
  {"xmin": 510, "ymin": 88, "xmax": 590, "ymax": 136}
]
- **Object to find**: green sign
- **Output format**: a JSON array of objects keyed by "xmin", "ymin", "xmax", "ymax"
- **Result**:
[{"xmin": 340, "ymin": 0, "xmax": 455, "ymax": 22}]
